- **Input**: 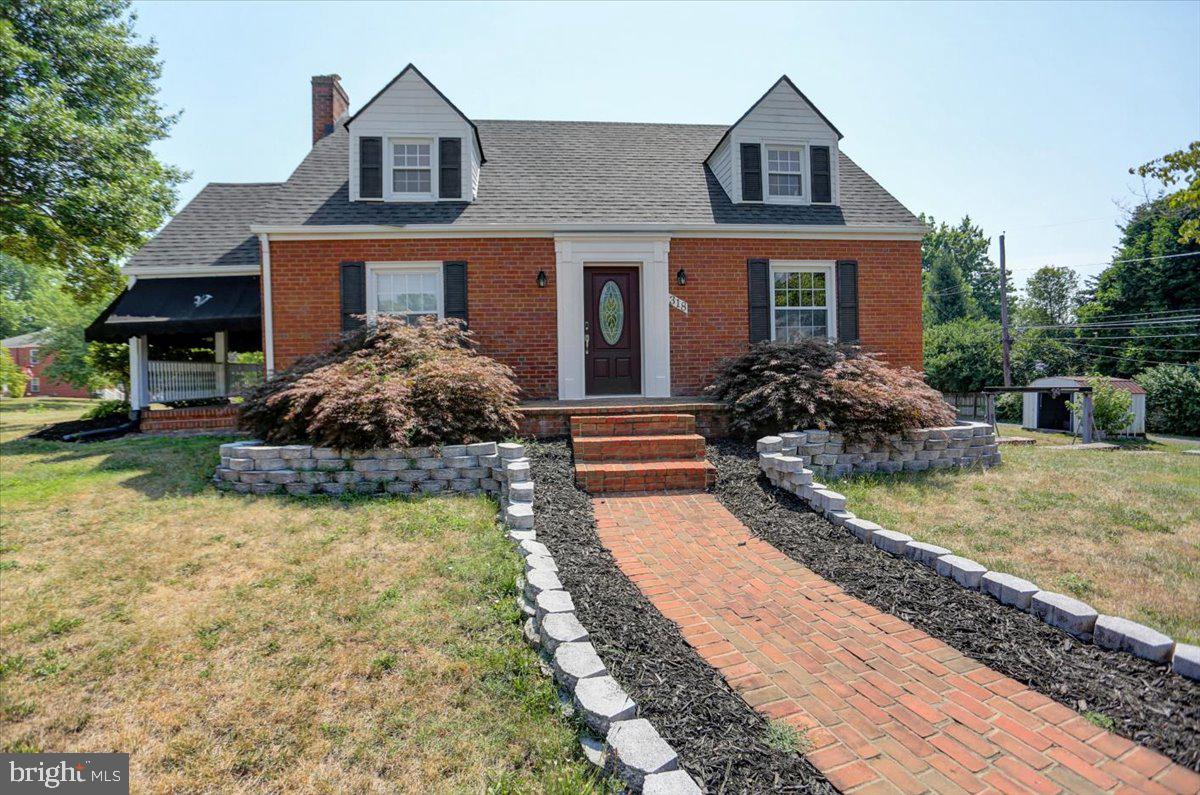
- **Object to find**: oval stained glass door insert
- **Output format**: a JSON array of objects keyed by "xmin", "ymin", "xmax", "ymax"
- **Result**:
[{"xmin": 598, "ymin": 280, "xmax": 624, "ymax": 345}]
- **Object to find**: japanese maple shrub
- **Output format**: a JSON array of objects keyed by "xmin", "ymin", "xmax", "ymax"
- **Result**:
[
  {"xmin": 707, "ymin": 339, "xmax": 956, "ymax": 440},
  {"xmin": 239, "ymin": 317, "xmax": 520, "ymax": 450}
]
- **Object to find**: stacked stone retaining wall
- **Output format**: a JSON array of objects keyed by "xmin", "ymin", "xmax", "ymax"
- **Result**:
[
  {"xmin": 772, "ymin": 420, "xmax": 1000, "ymax": 479},
  {"xmin": 213, "ymin": 440, "xmax": 524, "ymax": 497}
]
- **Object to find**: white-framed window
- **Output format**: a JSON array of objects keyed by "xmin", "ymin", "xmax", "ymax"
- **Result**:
[
  {"xmin": 389, "ymin": 138, "xmax": 432, "ymax": 197},
  {"xmin": 28, "ymin": 348, "xmax": 38, "ymax": 365},
  {"xmin": 366, "ymin": 262, "xmax": 443, "ymax": 324},
  {"xmin": 766, "ymin": 145, "xmax": 805, "ymax": 199},
  {"xmin": 770, "ymin": 262, "xmax": 836, "ymax": 341},
  {"xmin": 29, "ymin": 377, "xmax": 40, "ymax": 394}
]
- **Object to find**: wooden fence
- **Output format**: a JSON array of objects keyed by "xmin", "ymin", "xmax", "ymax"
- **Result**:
[{"xmin": 943, "ymin": 392, "xmax": 988, "ymax": 420}]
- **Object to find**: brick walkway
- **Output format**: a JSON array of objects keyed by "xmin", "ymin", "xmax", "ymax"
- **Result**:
[{"xmin": 594, "ymin": 492, "xmax": 1200, "ymax": 795}]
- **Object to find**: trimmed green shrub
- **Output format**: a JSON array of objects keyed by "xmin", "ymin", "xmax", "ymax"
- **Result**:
[
  {"xmin": 83, "ymin": 399, "xmax": 129, "ymax": 420},
  {"xmin": 1, "ymin": 346, "xmax": 27, "ymax": 397},
  {"xmin": 1070, "ymin": 377, "xmax": 1133, "ymax": 438},
  {"xmin": 239, "ymin": 318, "xmax": 520, "ymax": 450},
  {"xmin": 923, "ymin": 319, "xmax": 1003, "ymax": 393},
  {"xmin": 995, "ymin": 392, "xmax": 1022, "ymax": 422},
  {"xmin": 707, "ymin": 339, "xmax": 956, "ymax": 440},
  {"xmin": 1136, "ymin": 363, "xmax": 1200, "ymax": 435}
]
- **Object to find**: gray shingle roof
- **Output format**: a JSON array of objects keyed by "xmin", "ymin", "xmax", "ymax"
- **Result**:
[
  {"xmin": 263, "ymin": 121, "xmax": 922, "ymax": 228},
  {"xmin": 130, "ymin": 120, "xmax": 922, "ymax": 270},
  {"xmin": 125, "ymin": 182, "xmax": 280, "ymax": 270}
]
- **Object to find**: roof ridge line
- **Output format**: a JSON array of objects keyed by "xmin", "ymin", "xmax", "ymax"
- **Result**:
[{"xmin": 477, "ymin": 118, "xmax": 729, "ymax": 128}]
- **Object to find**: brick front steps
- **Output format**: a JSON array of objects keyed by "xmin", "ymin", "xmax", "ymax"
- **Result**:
[
  {"xmin": 572, "ymin": 434, "xmax": 706, "ymax": 462},
  {"xmin": 518, "ymin": 399, "xmax": 729, "ymax": 439},
  {"xmin": 572, "ymin": 413, "xmax": 717, "ymax": 494},
  {"xmin": 139, "ymin": 404, "xmax": 240, "ymax": 433}
]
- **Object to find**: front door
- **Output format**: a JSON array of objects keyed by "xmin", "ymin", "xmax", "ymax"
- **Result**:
[{"xmin": 584, "ymin": 267, "xmax": 641, "ymax": 395}]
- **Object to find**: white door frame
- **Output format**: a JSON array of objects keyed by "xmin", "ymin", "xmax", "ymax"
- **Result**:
[{"xmin": 554, "ymin": 235, "xmax": 671, "ymax": 400}]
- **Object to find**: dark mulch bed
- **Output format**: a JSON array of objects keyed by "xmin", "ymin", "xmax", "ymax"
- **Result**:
[
  {"xmin": 526, "ymin": 440, "xmax": 833, "ymax": 794},
  {"xmin": 29, "ymin": 416, "xmax": 135, "ymax": 443},
  {"xmin": 708, "ymin": 438, "xmax": 1200, "ymax": 771}
]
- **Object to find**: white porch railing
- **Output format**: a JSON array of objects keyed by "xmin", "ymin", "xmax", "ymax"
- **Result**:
[{"xmin": 147, "ymin": 361, "xmax": 263, "ymax": 403}]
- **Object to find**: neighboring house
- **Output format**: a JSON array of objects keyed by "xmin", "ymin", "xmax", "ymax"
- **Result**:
[
  {"xmin": 1022, "ymin": 376, "xmax": 1146, "ymax": 436},
  {"xmin": 2, "ymin": 331, "xmax": 91, "ymax": 398},
  {"xmin": 87, "ymin": 65, "xmax": 925, "ymax": 413}
]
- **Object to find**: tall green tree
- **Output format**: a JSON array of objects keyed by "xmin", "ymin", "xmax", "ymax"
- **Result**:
[
  {"xmin": 1, "ymin": 0, "xmax": 185, "ymax": 299},
  {"xmin": 923, "ymin": 318, "xmax": 1003, "ymax": 393},
  {"xmin": 41, "ymin": 307, "xmax": 127, "ymax": 391},
  {"xmin": 920, "ymin": 214, "xmax": 1010, "ymax": 322},
  {"xmin": 0, "ymin": 253, "xmax": 73, "ymax": 338},
  {"xmin": 1021, "ymin": 265, "xmax": 1081, "ymax": 327},
  {"xmin": 924, "ymin": 250, "xmax": 971, "ymax": 325},
  {"xmin": 1133, "ymin": 141, "xmax": 1200, "ymax": 245},
  {"xmin": 1073, "ymin": 197, "xmax": 1200, "ymax": 376},
  {"xmin": 1010, "ymin": 329, "xmax": 1079, "ymax": 384}
]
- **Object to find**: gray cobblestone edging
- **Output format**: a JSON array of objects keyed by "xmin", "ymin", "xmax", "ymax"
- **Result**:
[
  {"xmin": 756, "ymin": 428, "xmax": 1200, "ymax": 684},
  {"xmin": 499, "ymin": 445, "xmax": 702, "ymax": 794}
]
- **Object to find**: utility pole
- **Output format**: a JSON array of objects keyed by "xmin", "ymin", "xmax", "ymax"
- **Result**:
[{"xmin": 999, "ymin": 232, "xmax": 1013, "ymax": 387}]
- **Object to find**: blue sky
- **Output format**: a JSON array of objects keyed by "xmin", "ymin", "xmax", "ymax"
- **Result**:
[{"xmin": 132, "ymin": 0, "xmax": 1199, "ymax": 288}]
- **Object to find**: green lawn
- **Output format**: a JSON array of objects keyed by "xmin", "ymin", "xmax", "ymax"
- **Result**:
[
  {"xmin": 835, "ymin": 424, "xmax": 1200, "ymax": 644},
  {"xmin": 0, "ymin": 401, "xmax": 602, "ymax": 793}
]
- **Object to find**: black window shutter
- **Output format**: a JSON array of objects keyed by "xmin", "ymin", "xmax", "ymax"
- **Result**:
[
  {"xmin": 443, "ymin": 261, "xmax": 468, "ymax": 325},
  {"xmin": 811, "ymin": 146, "xmax": 832, "ymax": 203},
  {"xmin": 340, "ymin": 261, "xmax": 366, "ymax": 330},
  {"xmin": 747, "ymin": 258, "xmax": 771, "ymax": 343},
  {"xmin": 740, "ymin": 143, "xmax": 763, "ymax": 202},
  {"xmin": 438, "ymin": 138, "xmax": 462, "ymax": 199},
  {"xmin": 359, "ymin": 137, "xmax": 382, "ymax": 199},
  {"xmin": 836, "ymin": 260, "xmax": 859, "ymax": 342}
]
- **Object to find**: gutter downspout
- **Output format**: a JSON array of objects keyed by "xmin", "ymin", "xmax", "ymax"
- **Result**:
[{"xmin": 259, "ymin": 233, "xmax": 275, "ymax": 376}]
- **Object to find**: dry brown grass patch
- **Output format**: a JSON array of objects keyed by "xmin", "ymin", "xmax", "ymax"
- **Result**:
[{"xmin": 838, "ymin": 426, "xmax": 1200, "ymax": 643}]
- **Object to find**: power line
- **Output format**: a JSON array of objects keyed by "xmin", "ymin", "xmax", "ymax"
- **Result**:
[
  {"xmin": 1006, "ymin": 251, "xmax": 1200, "ymax": 275},
  {"xmin": 1017, "ymin": 317, "xmax": 1200, "ymax": 332},
  {"xmin": 1080, "ymin": 307, "xmax": 1200, "ymax": 321},
  {"xmin": 1059, "ymin": 331, "xmax": 1200, "ymax": 340},
  {"xmin": 1056, "ymin": 339, "xmax": 1200, "ymax": 355},
  {"xmin": 1055, "ymin": 344, "xmax": 1200, "ymax": 367}
]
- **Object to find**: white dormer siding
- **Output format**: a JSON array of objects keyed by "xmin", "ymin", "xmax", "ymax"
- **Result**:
[
  {"xmin": 708, "ymin": 78, "xmax": 841, "ymax": 206},
  {"xmin": 348, "ymin": 67, "xmax": 482, "ymax": 203},
  {"xmin": 710, "ymin": 136, "xmax": 735, "ymax": 197}
]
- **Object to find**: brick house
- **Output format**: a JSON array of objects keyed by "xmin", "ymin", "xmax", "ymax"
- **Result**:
[
  {"xmin": 2, "ymin": 331, "xmax": 91, "ymax": 398},
  {"xmin": 87, "ymin": 65, "xmax": 925, "ymax": 428}
]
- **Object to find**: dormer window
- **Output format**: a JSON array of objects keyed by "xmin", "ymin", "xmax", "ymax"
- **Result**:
[
  {"xmin": 391, "ymin": 139, "xmax": 433, "ymax": 196},
  {"xmin": 346, "ymin": 65, "xmax": 484, "ymax": 204},
  {"xmin": 766, "ymin": 146, "xmax": 804, "ymax": 199}
]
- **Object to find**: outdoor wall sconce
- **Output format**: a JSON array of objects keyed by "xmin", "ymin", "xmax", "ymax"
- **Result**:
[
  {"xmin": 676, "ymin": 268, "xmax": 687, "ymax": 286},
  {"xmin": 536, "ymin": 270, "xmax": 548, "ymax": 288}
]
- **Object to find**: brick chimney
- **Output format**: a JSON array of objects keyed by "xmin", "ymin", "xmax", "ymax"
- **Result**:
[{"xmin": 311, "ymin": 74, "xmax": 349, "ymax": 145}]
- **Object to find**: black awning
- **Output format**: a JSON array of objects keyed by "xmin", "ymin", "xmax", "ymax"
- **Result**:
[{"xmin": 86, "ymin": 275, "xmax": 261, "ymax": 343}]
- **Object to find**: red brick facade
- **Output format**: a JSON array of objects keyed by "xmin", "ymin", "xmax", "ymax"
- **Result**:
[
  {"xmin": 5, "ymin": 346, "xmax": 91, "ymax": 398},
  {"xmin": 667, "ymin": 238, "xmax": 923, "ymax": 394},
  {"xmin": 268, "ymin": 238, "xmax": 559, "ymax": 397},
  {"xmin": 266, "ymin": 236, "xmax": 922, "ymax": 400}
]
